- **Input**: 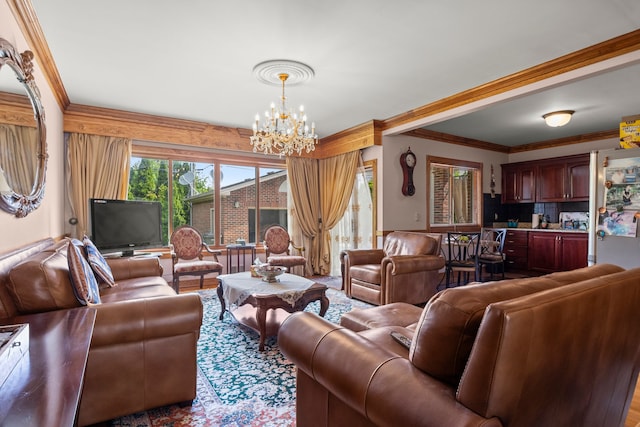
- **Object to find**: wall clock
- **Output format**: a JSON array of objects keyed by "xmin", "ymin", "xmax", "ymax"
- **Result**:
[{"xmin": 400, "ymin": 147, "xmax": 416, "ymax": 196}]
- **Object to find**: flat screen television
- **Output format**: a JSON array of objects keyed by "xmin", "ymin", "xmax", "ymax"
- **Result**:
[{"xmin": 88, "ymin": 198, "xmax": 163, "ymax": 257}]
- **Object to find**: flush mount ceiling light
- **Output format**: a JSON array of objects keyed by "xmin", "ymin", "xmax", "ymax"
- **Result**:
[
  {"xmin": 542, "ymin": 110, "xmax": 575, "ymax": 127},
  {"xmin": 250, "ymin": 60, "xmax": 318, "ymax": 156}
]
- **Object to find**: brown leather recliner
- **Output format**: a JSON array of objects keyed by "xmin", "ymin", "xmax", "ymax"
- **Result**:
[
  {"xmin": 341, "ymin": 231, "xmax": 444, "ymax": 306},
  {"xmin": 280, "ymin": 264, "xmax": 640, "ymax": 427}
]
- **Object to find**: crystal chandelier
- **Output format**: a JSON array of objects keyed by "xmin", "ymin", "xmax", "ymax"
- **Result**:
[{"xmin": 250, "ymin": 72, "xmax": 318, "ymax": 156}]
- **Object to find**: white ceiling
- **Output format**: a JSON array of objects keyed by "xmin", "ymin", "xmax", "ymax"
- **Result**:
[{"xmin": 28, "ymin": 0, "xmax": 640, "ymax": 147}]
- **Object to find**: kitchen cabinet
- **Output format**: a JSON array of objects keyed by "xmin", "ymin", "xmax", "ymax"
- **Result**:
[
  {"xmin": 503, "ymin": 229, "xmax": 528, "ymax": 271},
  {"xmin": 536, "ymin": 155, "xmax": 589, "ymax": 202},
  {"xmin": 501, "ymin": 164, "xmax": 536, "ymax": 204},
  {"xmin": 527, "ymin": 231, "xmax": 588, "ymax": 273},
  {"xmin": 501, "ymin": 154, "xmax": 589, "ymax": 204}
]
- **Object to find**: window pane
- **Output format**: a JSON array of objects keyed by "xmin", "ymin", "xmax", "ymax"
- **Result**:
[
  {"xmin": 220, "ymin": 164, "xmax": 256, "ymax": 245},
  {"xmin": 173, "ymin": 161, "xmax": 215, "ymax": 243},
  {"xmin": 257, "ymin": 167, "xmax": 288, "ymax": 242},
  {"xmin": 452, "ymin": 167, "xmax": 474, "ymax": 224},
  {"xmin": 128, "ymin": 156, "xmax": 170, "ymax": 245},
  {"xmin": 431, "ymin": 165, "xmax": 450, "ymax": 225},
  {"xmin": 429, "ymin": 159, "xmax": 480, "ymax": 227}
]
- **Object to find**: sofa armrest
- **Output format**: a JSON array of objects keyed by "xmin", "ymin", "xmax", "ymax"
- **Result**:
[
  {"xmin": 106, "ymin": 256, "xmax": 163, "ymax": 281},
  {"xmin": 342, "ymin": 249, "xmax": 385, "ymax": 266},
  {"xmin": 279, "ymin": 312, "xmax": 501, "ymax": 427},
  {"xmin": 385, "ymin": 255, "xmax": 445, "ymax": 274},
  {"xmin": 90, "ymin": 293, "xmax": 202, "ymax": 347}
]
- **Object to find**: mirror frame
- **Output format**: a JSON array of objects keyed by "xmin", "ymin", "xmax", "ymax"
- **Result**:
[{"xmin": 0, "ymin": 37, "xmax": 47, "ymax": 217}]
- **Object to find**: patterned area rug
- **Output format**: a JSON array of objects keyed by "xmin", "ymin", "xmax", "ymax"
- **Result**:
[{"xmin": 111, "ymin": 280, "xmax": 369, "ymax": 426}]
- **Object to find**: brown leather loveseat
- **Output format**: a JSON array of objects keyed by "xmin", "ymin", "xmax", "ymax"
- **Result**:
[
  {"xmin": 280, "ymin": 264, "xmax": 640, "ymax": 427},
  {"xmin": 341, "ymin": 231, "xmax": 444, "ymax": 306},
  {"xmin": 0, "ymin": 238, "xmax": 203, "ymax": 426}
]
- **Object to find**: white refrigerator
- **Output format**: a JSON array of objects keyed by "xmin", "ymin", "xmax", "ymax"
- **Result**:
[{"xmin": 589, "ymin": 147, "xmax": 640, "ymax": 269}]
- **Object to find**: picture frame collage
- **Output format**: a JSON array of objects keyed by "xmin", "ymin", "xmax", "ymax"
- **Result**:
[{"xmin": 599, "ymin": 157, "xmax": 640, "ymax": 237}]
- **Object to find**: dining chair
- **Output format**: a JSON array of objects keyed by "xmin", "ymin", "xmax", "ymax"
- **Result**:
[
  {"xmin": 170, "ymin": 225, "xmax": 223, "ymax": 292},
  {"xmin": 478, "ymin": 228, "xmax": 507, "ymax": 281},
  {"xmin": 445, "ymin": 231, "xmax": 481, "ymax": 287}
]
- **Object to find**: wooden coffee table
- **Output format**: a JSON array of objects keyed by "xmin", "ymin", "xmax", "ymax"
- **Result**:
[{"xmin": 217, "ymin": 272, "xmax": 329, "ymax": 350}]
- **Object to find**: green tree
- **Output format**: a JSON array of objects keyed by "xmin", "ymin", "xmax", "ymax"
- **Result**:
[{"xmin": 129, "ymin": 158, "xmax": 171, "ymax": 244}]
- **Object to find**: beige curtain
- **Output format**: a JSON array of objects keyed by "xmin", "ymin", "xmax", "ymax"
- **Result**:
[
  {"xmin": 319, "ymin": 151, "xmax": 359, "ymax": 275},
  {"xmin": 287, "ymin": 152, "xmax": 359, "ymax": 275},
  {"xmin": 67, "ymin": 133, "xmax": 132, "ymax": 237},
  {"xmin": 329, "ymin": 154, "xmax": 373, "ymax": 275},
  {"xmin": 0, "ymin": 124, "xmax": 39, "ymax": 195},
  {"xmin": 286, "ymin": 156, "xmax": 321, "ymax": 274}
]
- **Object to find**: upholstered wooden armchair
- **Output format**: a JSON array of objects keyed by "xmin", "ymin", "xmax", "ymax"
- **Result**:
[
  {"xmin": 341, "ymin": 231, "xmax": 445, "ymax": 306},
  {"xmin": 263, "ymin": 225, "xmax": 307, "ymax": 276},
  {"xmin": 170, "ymin": 225, "xmax": 223, "ymax": 292}
]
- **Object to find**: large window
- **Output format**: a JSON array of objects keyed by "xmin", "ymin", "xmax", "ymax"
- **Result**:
[
  {"xmin": 128, "ymin": 158, "xmax": 170, "ymax": 244},
  {"xmin": 427, "ymin": 156, "xmax": 482, "ymax": 228},
  {"xmin": 128, "ymin": 152, "xmax": 286, "ymax": 248}
]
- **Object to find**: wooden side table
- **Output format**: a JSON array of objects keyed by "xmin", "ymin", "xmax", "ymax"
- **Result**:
[
  {"xmin": 226, "ymin": 244, "xmax": 257, "ymax": 273},
  {"xmin": 0, "ymin": 308, "xmax": 96, "ymax": 427}
]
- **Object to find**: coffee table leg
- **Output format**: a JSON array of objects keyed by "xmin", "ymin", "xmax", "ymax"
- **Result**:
[
  {"xmin": 319, "ymin": 293, "xmax": 329, "ymax": 317},
  {"xmin": 217, "ymin": 284, "xmax": 226, "ymax": 320},
  {"xmin": 256, "ymin": 305, "xmax": 267, "ymax": 351}
]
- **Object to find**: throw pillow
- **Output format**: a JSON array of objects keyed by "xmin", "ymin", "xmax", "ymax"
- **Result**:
[
  {"xmin": 83, "ymin": 235, "xmax": 116, "ymax": 287},
  {"xmin": 67, "ymin": 239, "xmax": 101, "ymax": 305}
]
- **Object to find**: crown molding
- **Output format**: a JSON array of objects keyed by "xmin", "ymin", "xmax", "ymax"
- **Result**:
[
  {"xmin": 7, "ymin": 0, "xmax": 69, "ymax": 110},
  {"xmin": 382, "ymin": 29, "xmax": 640, "ymax": 133},
  {"xmin": 403, "ymin": 129, "xmax": 510, "ymax": 153}
]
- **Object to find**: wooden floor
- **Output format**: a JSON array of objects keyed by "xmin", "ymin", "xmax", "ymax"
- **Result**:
[
  {"xmin": 626, "ymin": 380, "xmax": 640, "ymax": 427},
  {"xmin": 175, "ymin": 276, "xmax": 640, "ymax": 426}
]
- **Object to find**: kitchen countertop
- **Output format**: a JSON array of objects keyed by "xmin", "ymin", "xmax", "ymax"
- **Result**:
[{"xmin": 493, "ymin": 223, "xmax": 588, "ymax": 233}]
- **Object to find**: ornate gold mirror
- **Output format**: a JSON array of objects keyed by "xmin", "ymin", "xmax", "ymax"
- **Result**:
[{"xmin": 0, "ymin": 37, "xmax": 47, "ymax": 217}]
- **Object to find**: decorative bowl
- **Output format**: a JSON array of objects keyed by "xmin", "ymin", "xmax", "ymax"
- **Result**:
[{"xmin": 255, "ymin": 265, "xmax": 286, "ymax": 283}]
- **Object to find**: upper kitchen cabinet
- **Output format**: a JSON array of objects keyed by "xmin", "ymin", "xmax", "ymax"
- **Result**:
[
  {"xmin": 501, "ymin": 163, "xmax": 536, "ymax": 204},
  {"xmin": 536, "ymin": 154, "xmax": 589, "ymax": 202},
  {"xmin": 502, "ymin": 154, "xmax": 589, "ymax": 204}
]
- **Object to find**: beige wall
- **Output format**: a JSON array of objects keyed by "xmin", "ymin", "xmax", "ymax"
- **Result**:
[
  {"xmin": 375, "ymin": 134, "xmax": 509, "ymax": 232},
  {"xmin": 374, "ymin": 134, "xmax": 615, "ymax": 233},
  {"xmin": 0, "ymin": 3, "xmax": 65, "ymax": 252}
]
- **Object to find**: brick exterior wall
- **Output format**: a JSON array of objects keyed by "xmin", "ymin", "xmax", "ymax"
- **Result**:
[
  {"xmin": 190, "ymin": 174, "xmax": 287, "ymax": 245},
  {"xmin": 433, "ymin": 167, "xmax": 473, "ymax": 224},
  {"xmin": 433, "ymin": 167, "xmax": 449, "ymax": 224}
]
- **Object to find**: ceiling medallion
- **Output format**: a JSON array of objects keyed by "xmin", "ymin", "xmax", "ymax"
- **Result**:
[
  {"xmin": 250, "ymin": 60, "xmax": 318, "ymax": 156},
  {"xmin": 252, "ymin": 60, "xmax": 315, "ymax": 86}
]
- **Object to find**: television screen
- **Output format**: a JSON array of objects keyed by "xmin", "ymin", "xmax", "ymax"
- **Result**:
[{"xmin": 89, "ymin": 198, "xmax": 163, "ymax": 256}]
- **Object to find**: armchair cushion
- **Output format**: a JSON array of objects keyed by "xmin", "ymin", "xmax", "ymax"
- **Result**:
[
  {"xmin": 384, "ymin": 232, "xmax": 440, "ymax": 256},
  {"xmin": 349, "ymin": 264, "xmax": 381, "ymax": 284},
  {"xmin": 267, "ymin": 255, "xmax": 306, "ymax": 269},
  {"xmin": 173, "ymin": 260, "xmax": 223, "ymax": 274}
]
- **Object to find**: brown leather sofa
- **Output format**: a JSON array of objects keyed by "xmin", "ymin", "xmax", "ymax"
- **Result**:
[
  {"xmin": 341, "ymin": 231, "xmax": 445, "ymax": 306},
  {"xmin": 279, "ymin": 264, "xmax": 640, "ymax": 427},
  {"xmin": 0, "ymin": 238, "xmax": 203, "ymax": 426}
]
